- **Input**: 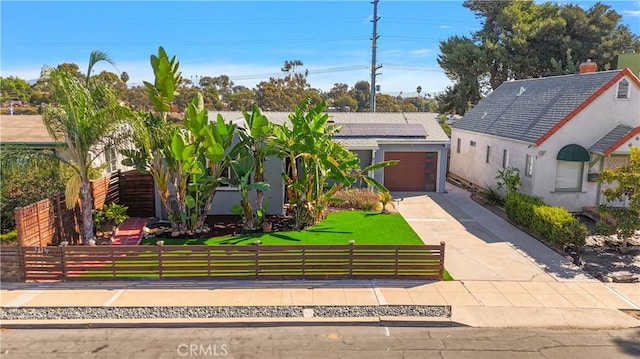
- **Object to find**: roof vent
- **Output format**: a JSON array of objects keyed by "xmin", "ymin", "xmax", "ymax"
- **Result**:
[
  {"xmin": 517, "ymin": 86, "xmax": 526, "ymax": 96},
  {"xmin": 481, "ymin": 111, "xmax": 488, "ymax": 119},
  {"xmin": 579, "ymin": 59, "xmax": 598, "ymax": 74}
]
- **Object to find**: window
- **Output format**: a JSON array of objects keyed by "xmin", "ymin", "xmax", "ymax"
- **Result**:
[
  {"xmin": 104, "ymin": 146, "xmax": 118, "ymax": 173},
  {"xmin": 485, "ymin": 146, "xmax": 491, "ymax": 163},
  {"xmin": 525, "ymin": 155, "xmax": 533, "ymax": 177},
  {"xmin": 470, "ymin": 140, "xmax": 477, "ymax": 147},
  {"xmin": 555, "ymin": 160, "xmax": 583, "ymax": 191},
  {"xmin": 456, "ymin": 138, "xmax": 461, "ymax": 153},
  {"xmin": 617, "ymin": 79, "xmax": 629, "ymax": 99},
  {"xmin": 502, "ymin": 149, "xmax": 509, "ymax": 168}
]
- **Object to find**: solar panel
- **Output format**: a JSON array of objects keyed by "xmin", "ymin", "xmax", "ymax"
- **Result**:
[{"xmin": 335, "ymin": 123, "xmax": 427, "ymax": 138}]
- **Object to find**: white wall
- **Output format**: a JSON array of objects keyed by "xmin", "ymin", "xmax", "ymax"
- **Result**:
[{"xmin": 449, "ymin": 129, "xmax": 535, "ymax": 194}]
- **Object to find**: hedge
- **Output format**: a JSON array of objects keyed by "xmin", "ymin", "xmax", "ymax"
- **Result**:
[{"xmin": 505, "ymin": 192, "xmax": 587, "ymax": 249}]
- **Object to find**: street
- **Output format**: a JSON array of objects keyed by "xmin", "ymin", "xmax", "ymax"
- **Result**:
[{"xmin": 1, "ymin": 326, "xmax": 639, "ymax": 359}]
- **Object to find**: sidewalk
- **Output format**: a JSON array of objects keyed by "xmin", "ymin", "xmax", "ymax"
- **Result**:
[{"xmin": 1, "ymin": 280, "xmax": 638, "ymax": 328}]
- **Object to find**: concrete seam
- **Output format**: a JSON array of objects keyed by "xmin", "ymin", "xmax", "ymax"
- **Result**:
[
  {"xmin": 604, "ymin": 285, "xmax": 640, "ymax": 310},
  {"xmin": 102, "ymin": 289, "xmax": 125, "ymax": 307}
]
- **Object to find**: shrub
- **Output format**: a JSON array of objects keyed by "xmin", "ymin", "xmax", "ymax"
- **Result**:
[
  {"xmin": 505, "ymin": 192, "xmax": 544, "ymax": 228},
  {"xmin": 481, "ymin": 186, "xmax": 505, "ymax": 206},
  {"xmin": 331, "ymin": 188, "xmax": 380, "ymax": 211},
  {"xmin": 0, "ymin": 230, "xmax": 17, "ymax": 243},
  {"xmin": 594, "ymin": 221, "xmax": 616, "ymax": 236},
  {"xmin": 94, "ymin": 203, "xmax": 129, "ymax": 231},
  {"xmin": 505, "ymin": 192, "xmax": 586, "ymax": 250}
]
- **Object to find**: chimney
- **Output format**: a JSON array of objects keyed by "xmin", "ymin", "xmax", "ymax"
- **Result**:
[{"xmin": 579, "ymin": 59, "xmax": 598, "ymax": 74}]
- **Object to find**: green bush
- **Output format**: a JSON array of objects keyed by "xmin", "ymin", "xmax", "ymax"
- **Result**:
[
  {"xmin": 505, "ymin": 192, "xmax": 544, "ymax": 228},
  {"xmin": 331, "ymin": 188, "xmax": 380, "ymax": 211},
  {"xmin": 0, "ymin": 230, "xmax": 17, "ymax": 243},
  {"xmin": 505, "ymin": 192, "xmax": 586, "ymax": 249},
  {"xmin": 594, "ymin": 221, "xmax": 616, "ymax": 236}
]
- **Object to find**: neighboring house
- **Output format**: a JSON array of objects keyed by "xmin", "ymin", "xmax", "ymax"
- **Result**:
[
  {"xmin": 202, "ymin": 111, "xmax": 450, "ymax": 216},
  {"xmin": 0, "ymin": 114, "xmax": 132, "ymax": 176},
  {"xmin": 449, "ymin": 66, "xmax": 640, "ymax": 212}
]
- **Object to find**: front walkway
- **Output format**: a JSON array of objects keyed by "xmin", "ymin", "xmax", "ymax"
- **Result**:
[
  {"xmin": 394, "ymin": 184, "xmax": 594, "ymax": 282},
  {"xmin": 110, "ymin": 217, "xmax": 146, "ymax": 245}
]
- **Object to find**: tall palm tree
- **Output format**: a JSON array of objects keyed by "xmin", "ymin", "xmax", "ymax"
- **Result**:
[{"xmin": 42, "ymin": 51, "xmax": 133, "ymax": 244}]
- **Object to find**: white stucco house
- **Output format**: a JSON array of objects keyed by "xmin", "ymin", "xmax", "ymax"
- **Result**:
[
  {"xmin": 449, "ymin": 68, "xmax": 640, "ymax": 212},
  {"xmin": 204, "ymin": 111, "xmax": 451, "ymax": 215}
]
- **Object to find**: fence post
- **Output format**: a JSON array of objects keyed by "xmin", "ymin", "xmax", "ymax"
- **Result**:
[
  {"xmin": 17, "ymin": 246, "xmax": 25, "ymax": 282},
  {"xmin": 439, "ymin": 241, "xmax": 445, "ymax": 280},
  {"xmin": 394, "ymin": 248, "xmax": 399, "ymax": 277},
  {"xmin": 35, "ymin": 201, "xmax": 43, "ymax": 247},
  {"xmin": 14, "ymin": 207, "xmax": 25, "ymax": 247},
  {"xmin": 55, "ymin": 195, "xmax": 65, "ymax": 243},
  {"xmin": 158, "ymin": 246, "xmax": 164, "ymax": 280},
  {"xmin": 348, "ymin": 240, "xmax": 355, "ymax": 278},
  {"xmin": 60, "ymin": 246, "xmax": 67, "ymax": 281},
  {"xmin": 254, "ymin": 240, "xmax": 261, "ymax": 278}
]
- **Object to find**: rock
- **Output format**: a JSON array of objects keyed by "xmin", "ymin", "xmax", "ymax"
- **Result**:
[
  {"xmin": 170, "ymin": 231, "xmax": 180, "ymax": 237},
  {"xmin": 611, "ymin": 274, "xmax": 639, "ymax": 283},
  {"xmin": 143, "ymin": 226, "xmax": 150, "ymax": 233},
  {"xmin": 619, "ymin": 246, "xmax": 640, "ymax": 255}
]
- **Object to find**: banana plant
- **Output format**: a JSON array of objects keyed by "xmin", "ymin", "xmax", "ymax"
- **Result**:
[
  {"xmin": 236, "ymin": 105, "xmax": 277, "ymax": 226},
  {"xmin": 220, "ymin": 148, "xmax": 270, "ymax": 230}
]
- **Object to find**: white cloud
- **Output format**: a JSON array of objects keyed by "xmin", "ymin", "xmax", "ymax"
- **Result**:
[
  {"xmin": 410, "ymin": 49, "xmax": 433, "ymax": 57},
  {"xmin": 622, "ymin": 10, "xmax": 640, "ymax": 17}
]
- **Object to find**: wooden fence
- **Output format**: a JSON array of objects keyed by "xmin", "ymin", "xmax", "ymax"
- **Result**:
[
  {"xmin": 14, "ymin": 170, "xmax": 154, "ymax": 247},
  {"xmin": 118, "ymin": 169, "xmax": 155, "ymax": 217},
  {"xmin": 19, "ymin": 242, "xmax": 445, "ymax": 281},
  {"xmin": 1, "ymin": 246, "xmax": 24, "ymax": 282}
]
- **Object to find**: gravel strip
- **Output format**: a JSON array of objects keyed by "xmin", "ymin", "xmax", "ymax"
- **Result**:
[
  {"xmin": 313, "ymin": 305, "xmax": 450, "ymax": 318},
  {"xmin": 0, "ymin": 305, "xmax": 449, "ymax": 320}
]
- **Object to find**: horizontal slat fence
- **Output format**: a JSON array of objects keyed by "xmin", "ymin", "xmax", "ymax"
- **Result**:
[
  {"xmin": 20, "ymin": 243, "xmax": 445, "ymax": 281},
  {"xmin": 1, "ymin": 246, "xmax": 24, "ymax": 282}
]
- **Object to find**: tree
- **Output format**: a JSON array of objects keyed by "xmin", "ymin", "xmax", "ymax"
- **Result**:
[
  {"xmin": 348, "ymin": 81, "xmax": 370, "ymax": 112},
  {"xmin": 439, "ymin": 0, "xmax": 640, "ymax": 112},
  {"xmin": 255, "ymin": 60, "xmax": 317, "ymax": 111},
  {"xmin": 327, "ymin": 83, "xmax": 349, "ymax": 101},
  {"xmin": 0, "ymin": 76, "xmax": 32, "ymax": 103},
  {"xmin": 375, "ymin": 93, "xmax": 403, "ymax": 112},
  {"xmin": 42, "ymin": 51, "xmax": 134, "ymax": 244},
  {"xmin": 597, "ymin": 146, "xmax": 640, "ymax": 248},
  {"xmin": 333, "ymin": 95, "xmax": 357, "ymax": 111},
  {"xmin": 229, "ymin": 89, "xmax": 256, "ymax": 111},
  {"xmin": 0, "ymin": 149, "xmax": 68, "ymax": 232}
]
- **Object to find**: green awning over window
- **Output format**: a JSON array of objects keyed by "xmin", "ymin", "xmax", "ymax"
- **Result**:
[{"xmin": 556, "ymin": 144, "xmax": 590, "ymax": 162}]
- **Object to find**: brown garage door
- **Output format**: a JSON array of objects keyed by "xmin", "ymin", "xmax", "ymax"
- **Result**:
[{"xmin": 383, "ymin": 152, "xmax": 438, "ymax": 191}]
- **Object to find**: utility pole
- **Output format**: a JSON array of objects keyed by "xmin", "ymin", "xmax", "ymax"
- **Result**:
[{"xmin": 370, "ymin": 0, "xmax": 382, "ymax": 112}]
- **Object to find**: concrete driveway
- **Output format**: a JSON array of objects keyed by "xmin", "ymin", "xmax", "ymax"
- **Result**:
[{"xmin": 395, "ymin": 184, "xmax": 595, "ymax": 282}]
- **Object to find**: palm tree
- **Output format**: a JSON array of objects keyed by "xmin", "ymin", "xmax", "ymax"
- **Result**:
[{"xmin": 42, "ymin": 51, "xmax": 133, "ymax": 244}]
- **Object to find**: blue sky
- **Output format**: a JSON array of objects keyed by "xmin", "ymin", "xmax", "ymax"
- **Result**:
[{"xmin": 2, "ymin": 1, "xmax": 639, "ymax": 96}]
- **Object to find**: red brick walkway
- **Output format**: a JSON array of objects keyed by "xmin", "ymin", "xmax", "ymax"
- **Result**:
[{"xmin": 111, "ymin": 217, "xmax": 147, "ymax": 245}]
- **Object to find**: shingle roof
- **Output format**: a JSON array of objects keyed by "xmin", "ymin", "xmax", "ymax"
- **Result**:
[
  {"xmin": 453, "ymin": 70, "xmax": 623, "ymax": 143},
  {"xmin": 589, "ymin": 124, "xmax": 635, "ymax": 154}
]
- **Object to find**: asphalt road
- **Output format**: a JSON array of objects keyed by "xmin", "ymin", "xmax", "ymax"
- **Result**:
[{"xmin": 1, "ymin": 326, "xmax": 639, "ymax": 359}]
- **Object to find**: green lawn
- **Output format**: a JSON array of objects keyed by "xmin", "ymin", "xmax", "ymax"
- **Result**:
[{"xmin": 140, "ymin": 211, "xmax": 424, "ymax": 246}]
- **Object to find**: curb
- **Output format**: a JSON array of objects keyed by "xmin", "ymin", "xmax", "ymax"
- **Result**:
[{"xmin": 0, "ymin": 316, "xmax": 455, "ymax": 329}]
